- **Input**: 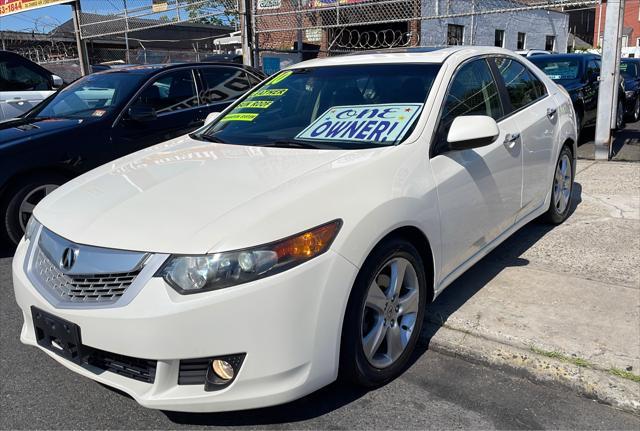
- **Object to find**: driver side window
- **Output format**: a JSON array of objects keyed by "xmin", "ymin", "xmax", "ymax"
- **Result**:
[
  {"xmin": 433, "ymin": 58, "xmax": 503, "ymax": 155},
  {"xmin": 132, "ymin": 69, "xmax": 197, "ymax": 115}
]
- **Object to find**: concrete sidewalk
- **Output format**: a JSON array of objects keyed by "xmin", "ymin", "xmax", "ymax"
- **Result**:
[{"xmin": 423, "ymin": 160, "xmax": 640, "ymax": 412}]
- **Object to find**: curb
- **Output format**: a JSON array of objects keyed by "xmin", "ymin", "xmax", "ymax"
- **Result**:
[{"xmin": 422, "ymin": 323, "xmax": 640, "ymax": 414}]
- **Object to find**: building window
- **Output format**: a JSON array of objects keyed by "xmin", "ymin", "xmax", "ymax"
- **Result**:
[
  {"xmin": 495, "ymin": 29, "xmax": 505, "ymax": 48},
  {"xmin": 447, "ymin": 24, "xmax": 464, "ymax": 45},
  {"xmin": 622, "ymin": 35, "xmax": 629, "ymax": 48},
  {"xmin": 637, "ymin": 37, "xmax": 640, "ymax": 47},
  {"xmin": 517, "ymin": 32, "xmax": 526, "ymax": 50},
  {"xmin": 545, "ymin": 35, "xmax": 555, "ymax": 51}
]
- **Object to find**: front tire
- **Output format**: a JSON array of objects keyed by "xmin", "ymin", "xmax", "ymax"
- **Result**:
[
  {"xmin": 340, "ymin": 238, "xmax": 427, "ymax": 387},
  {"xmin": 543, "ymin": 146, "xmax": 574, "ymax": 225},
  {"xmin": 1, "ymin": 174, "xmax": 65, "ymax": 245}
]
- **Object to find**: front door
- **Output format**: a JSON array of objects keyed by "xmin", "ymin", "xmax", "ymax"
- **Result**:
[{"xmin": 430, "ymin": 58, "xmax": 523, "ymax": 279}]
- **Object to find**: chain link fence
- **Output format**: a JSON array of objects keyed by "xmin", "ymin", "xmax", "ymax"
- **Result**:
[{"xmin": 253, "ymin": 0, "xmax": 599, "ymax": 72}]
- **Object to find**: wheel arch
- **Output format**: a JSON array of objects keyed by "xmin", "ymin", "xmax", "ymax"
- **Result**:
[{"xmin": 0, "ymin": 166, "xmax": 76, "ymax": 203}]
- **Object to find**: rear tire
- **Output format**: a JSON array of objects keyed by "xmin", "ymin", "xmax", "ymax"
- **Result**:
[
  {"xmin": 339, "ymin": 238, "xmax": 427, "ymax": 387},
  {"xmin": 543, "ymin": 146, "xmax": 574, "ymax": 225},
  {"xmin": 615, "ymin": 99, "xmax": 625, "ymax": 130},
  {"xmin": 1, "ymin": 173, "xmax": 66, "ymax": 245}
]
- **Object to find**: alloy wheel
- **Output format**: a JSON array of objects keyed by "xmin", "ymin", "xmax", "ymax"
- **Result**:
[
  {"xmin": 18, "ymin": 184, "xmax": 58, "ymax": 231},
  {"xmin": 553, "ymin": 154, "xmax": 572, "ymax": 215},
  {"xmin": 617, "ymin": 100, "xmax": 624, "ymax": 129},
  {"xmin": 361, "ymin": 257, "xmax": 419, "ymax": 369},
  {"xmin": 634, "ymin": 98, "xmax": 640, "ymax": 122}
]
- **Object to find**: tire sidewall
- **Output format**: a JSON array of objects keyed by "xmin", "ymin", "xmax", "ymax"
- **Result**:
[
  {"xmin": 2, "ymin": 174, "xmax": 65, "ymax": 245},
  {"xmin": 340, "ymin": 238, "xmax": 428, "ymax": 387},
  {"xmin": 547, "ymin": 146, "xmax": 574, "ymax": 224}
]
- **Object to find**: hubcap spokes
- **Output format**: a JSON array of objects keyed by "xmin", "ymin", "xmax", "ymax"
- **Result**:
[
  {"xmin": 553, "ymin": 155, "xmax": 572, "ymax": 214},
  {"xmin": 18, "ymin": 184, "xmax": 58, "ymax": 231},
  {"xmin": 362, "ymin": 257, "xmax": 419, "ymax": 368}
]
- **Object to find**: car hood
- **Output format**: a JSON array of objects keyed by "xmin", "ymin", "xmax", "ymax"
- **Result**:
[
  {"xmin": 0, "ymin": 117, "xmax": 86, "ymax": 147},
  {"xmin": 34, "ymin": 134, "xmax": 377, "ymax": 254}
]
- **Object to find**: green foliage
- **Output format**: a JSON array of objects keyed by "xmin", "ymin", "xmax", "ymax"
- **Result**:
[{"xmin": 186, "ymin": 0, "xmax": 237, "ymax": 27}]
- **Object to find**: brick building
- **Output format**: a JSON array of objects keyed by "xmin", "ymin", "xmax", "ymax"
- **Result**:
[{"xmin": 594, "ymin": 0, "xmax": 640, "ymax": 48}]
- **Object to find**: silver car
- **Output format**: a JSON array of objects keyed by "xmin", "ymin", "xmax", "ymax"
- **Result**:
[{"xmin": 0, "ymin": 51, "xmax": 63, "ymax": 121}]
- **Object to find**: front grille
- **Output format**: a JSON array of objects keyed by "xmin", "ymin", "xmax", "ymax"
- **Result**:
[
  {"xmin": 33, "ymin": 247, "xmax": 139, "ymax": 304},
  {"xmin": 85, "ymin": 347, "xmax": 157, "ymax": 383}
]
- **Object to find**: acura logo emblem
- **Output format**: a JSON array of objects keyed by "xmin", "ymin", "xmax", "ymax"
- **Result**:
[{"xmin": 60, "ymin": 247, "xmax": 78, "ymax": 271}]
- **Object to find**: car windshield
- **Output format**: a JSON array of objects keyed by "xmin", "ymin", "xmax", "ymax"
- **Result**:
[
  {"xmin": 530, "ymin": 58, "xmax": 580, "ymax": 81},
  {"xmin": 620, "ymin": 61, "xmax": 638, "ymax": 79},
  {"xmin": 31, "ymin": 72, "xmax": 144, "ymax": 119},
  {"xmin": 196, "ymin": 64, "xmax": 441, "ymax": 149}
]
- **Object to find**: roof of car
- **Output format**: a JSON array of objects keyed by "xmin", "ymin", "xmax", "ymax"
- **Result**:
[
  {"xmin": 96, "ymin": 62, "xmax": 264, "ymax": 77},
  {"xmin": 288, "ymin": 46, "xmax": 520, "ymax": 69},
  {"xmin": 529, "ymin": 53, "xmax": 600, "ymax": 61}
]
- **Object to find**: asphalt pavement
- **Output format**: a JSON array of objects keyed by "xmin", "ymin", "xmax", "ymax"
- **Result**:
[{"xmin": 1, "ymin": 256, "xmax": 639, "ymax": 429}]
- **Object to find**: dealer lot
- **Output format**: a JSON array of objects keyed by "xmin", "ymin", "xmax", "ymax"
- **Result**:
[{"xmin": 1, "ymin": 153, "xmax": 639, "ymax": 428}]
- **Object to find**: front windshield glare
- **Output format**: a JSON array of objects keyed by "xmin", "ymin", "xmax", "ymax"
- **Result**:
[
  {"xmin": 200, "ymin": 64, "xmax": 441, "ymax": 149},
  {"xmin": 34, "ymin": 73, "xmax": 142, "ymax": 119}
]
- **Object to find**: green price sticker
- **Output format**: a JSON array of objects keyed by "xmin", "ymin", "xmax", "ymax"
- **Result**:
[
  {"xmin": 268, "ymin": 70, "xmax": 292, "ymax": 85},
  {"xmin": 221, "ymin": 113, "xmax": 259, "ymax": 122},
  {"xmin": 238, "ymin": 100, "xmax": 274, "ymax": 109}
]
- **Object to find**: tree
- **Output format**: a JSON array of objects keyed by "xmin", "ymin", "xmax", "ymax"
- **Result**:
[{"xmin": 185, "ymin": 0, "xmax": 238, "ymax": 27}]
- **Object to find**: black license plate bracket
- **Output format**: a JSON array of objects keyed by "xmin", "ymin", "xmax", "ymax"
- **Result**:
[{"xmin": 31, "ymin": 306, "xmax": 83, "ymax": 364}]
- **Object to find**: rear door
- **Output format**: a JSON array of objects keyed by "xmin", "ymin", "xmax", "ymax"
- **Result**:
[
  {"xmin": 0, "ymin": 53, "xmax": 54, "ymax": 120},
  {"xmin": 113, "ymin": 68, "xmax": 201, "ymax": 151},
  {"xmin": 493, "ymin": 56, "xmax": 557, "ymax": 216}
]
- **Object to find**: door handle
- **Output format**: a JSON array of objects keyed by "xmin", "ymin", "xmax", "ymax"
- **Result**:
[
  {"xmin": 504, "ymin": 133, "xmax": 520, "ymax": 145},
  {"xmin": 547, "ymin": 108, "xmax": 557, "ymax": 119}
]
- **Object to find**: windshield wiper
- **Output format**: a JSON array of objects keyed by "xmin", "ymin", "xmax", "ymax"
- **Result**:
[
  {"xmin": 193, "ymin": 133, "xmax": 227, "ymax": 144},
  {"xmin": 256, "ymin": 140, "xmax": 334, "ymax": 149}
]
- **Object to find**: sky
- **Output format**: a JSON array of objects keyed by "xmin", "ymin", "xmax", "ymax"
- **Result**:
[{"xmin": 0, "ymin": 5, "xmax": 73, "ymax": 32}]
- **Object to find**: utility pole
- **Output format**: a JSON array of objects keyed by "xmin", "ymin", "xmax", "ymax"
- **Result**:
[
  {"xmin": 71, "ymin": 0, "xmax": 90, "ymax": 76},
  {"xmin": 239, "ymin": 0, "xmax": 252, "ymax": 66},
  {"xmin": 123, "ymin": 0, "xmax": 130, "ymax": 63},
  {"xmin": 594, "ymin": 0, "xmax": 624, "ymax": 160}
]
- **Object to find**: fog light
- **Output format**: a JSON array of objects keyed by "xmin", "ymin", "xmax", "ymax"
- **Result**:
[{"xmin": 211, "ymin": 359, "xmax": 234, "ymax": 380}]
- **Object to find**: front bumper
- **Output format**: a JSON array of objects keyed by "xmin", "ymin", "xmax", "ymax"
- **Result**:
[{"xmin": 12, "ymin": 238, "xmax": 358, "ymax": 412}]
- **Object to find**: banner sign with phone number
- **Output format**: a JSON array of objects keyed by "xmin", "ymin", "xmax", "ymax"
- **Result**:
[
  {"xmin": 1, "ymin": 0, "xmax": 71, "ymax": 17},
  {"xmin": 296, "ymin": 104, "xmax": 423, "ymax": 144}
]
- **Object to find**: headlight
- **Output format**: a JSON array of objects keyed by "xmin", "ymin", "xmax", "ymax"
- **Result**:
[
  {"xmin": 625, "ymin": 90, "xmax": 635, "ymax": 99},
  {"xmin": 24, "ymin": 216, "xmax": 40, "ymax": 242},
  {"xmin": 157, "ymin": 220, "xmax": 342, "ymax": 294}
]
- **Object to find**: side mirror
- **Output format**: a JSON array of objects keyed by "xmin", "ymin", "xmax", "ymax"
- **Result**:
[
  {"xmin": 127, "ymin": 105, "xmax": 157, "ymax": 122},
  {"xmin": 204, "ymin": 111, "xmax": 221, "ymax": 125},
  {"xmin": 447, "ymin": 116, "xmax": 500, "ymax": 151},
  {"xmin": 51, "ymin": 74, "xmax": 64, "ymax": 89}
]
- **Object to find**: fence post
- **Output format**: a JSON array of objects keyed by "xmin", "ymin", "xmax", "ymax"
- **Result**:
[
  {"xmin": 71, "ymin": 0, "xmax": 90, "ymax": 76},
  {"xmin": 594, "ymin": 0, "xmax": 624, "ymax": 160},
  {"xmin": 240, "ymin": 0, "xmax": 252, "ymax": 66}
]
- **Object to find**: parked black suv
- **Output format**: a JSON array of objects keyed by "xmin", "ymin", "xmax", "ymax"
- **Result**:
[
  {"xmin": 0, "ymin": 62, "xmax": 265, "ymax": 244},
  {"xmin": 621, "ymin": 58, "xmax": 640, "ymax": 123},
  {"xmin": 529, "ymin": 53, "xmax": 625, "ymax": 138}
]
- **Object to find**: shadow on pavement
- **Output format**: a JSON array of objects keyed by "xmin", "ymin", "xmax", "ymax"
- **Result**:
[
  {"xmin": 163, "ymin": 184, "xmax": 583, "ymax": 426},
  {"xmin": 0, "ymin": 242, "xmax": 16, "ymax": 259}
]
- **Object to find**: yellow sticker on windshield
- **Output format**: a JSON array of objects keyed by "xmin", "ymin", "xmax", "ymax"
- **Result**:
[
  {"xmin": 252, "ymin": 88, "xmax": 288, "ymax": 97},
  {"xmin": 221, "ymin": 113, "xmax": 259, "ymax": 122},
  {"xmin": 268, "ymin": 70, "xmax": 292, "ymax": 85},
  {"xmin": 238, "ymin": 100, "xmax": 274, "ymax": 109}
]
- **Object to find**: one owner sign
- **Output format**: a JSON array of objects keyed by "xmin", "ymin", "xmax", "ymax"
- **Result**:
[{"xmin": 296, "ymin": 104, "xmax": 423, "ymax": 145}]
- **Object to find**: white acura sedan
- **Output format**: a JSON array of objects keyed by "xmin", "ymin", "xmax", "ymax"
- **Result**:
[{"xmin": 12, "ymin": 46, "xmax": 576, "ymax": 412}]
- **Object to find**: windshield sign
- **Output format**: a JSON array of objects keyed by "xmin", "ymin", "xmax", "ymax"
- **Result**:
[
  {"xmin": 198, "ymin": 64, "xmax": 441, "ymax": 149},
  {"xmin": 296, "ymin": 103, "xmax": 423, "ymax": 144}
]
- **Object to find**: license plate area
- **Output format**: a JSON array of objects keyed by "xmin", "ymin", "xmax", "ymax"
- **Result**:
[{"xmin": 31, "ymin": 306, "xmax": 83, "ymax": 364}]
